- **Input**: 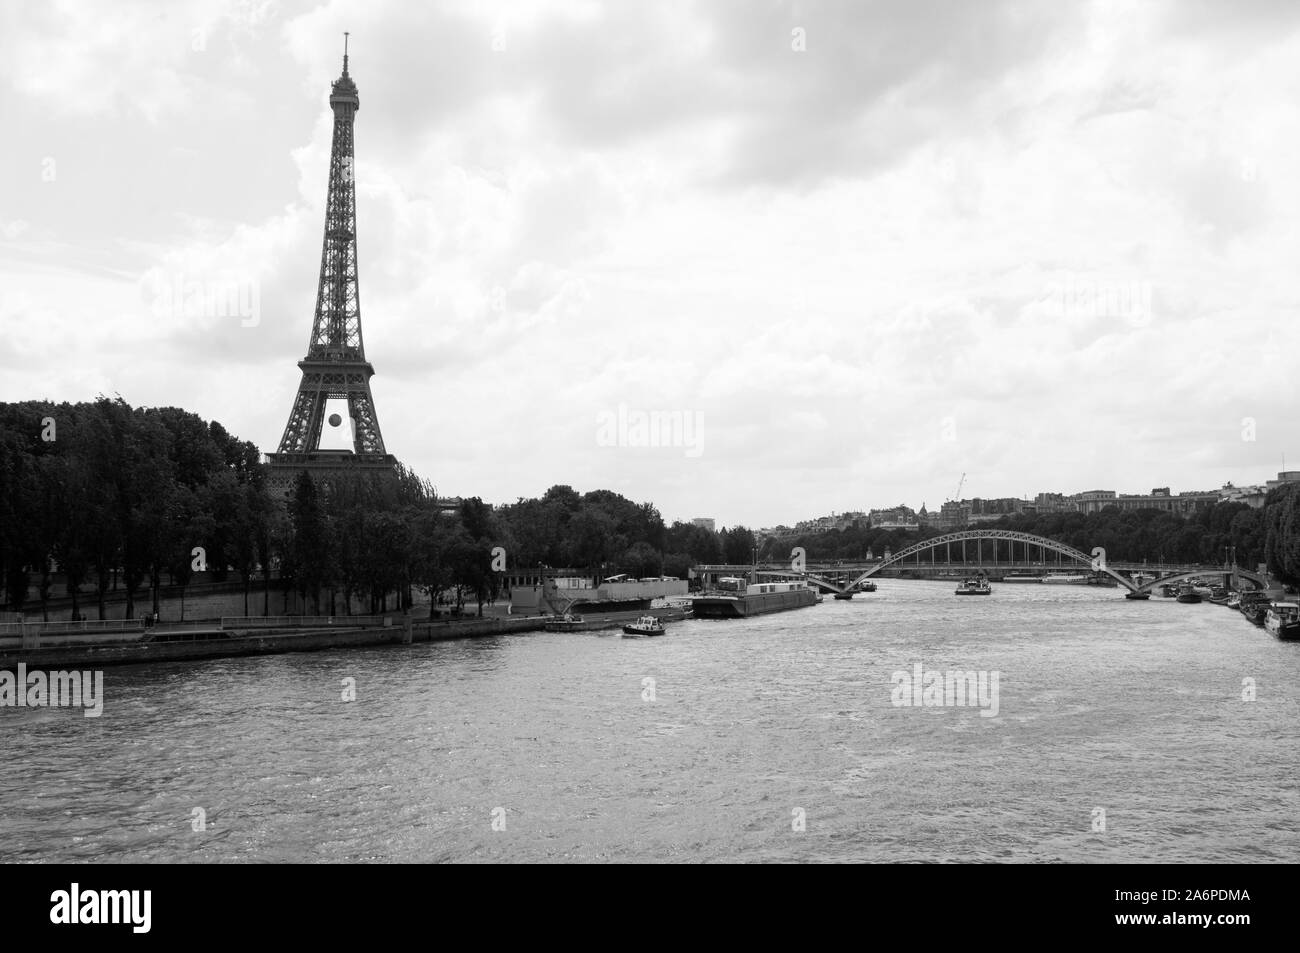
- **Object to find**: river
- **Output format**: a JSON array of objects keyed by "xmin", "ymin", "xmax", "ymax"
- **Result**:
[{"xmin": 2, "ymin": 580, "xmax": 1297, "ymax": 862}]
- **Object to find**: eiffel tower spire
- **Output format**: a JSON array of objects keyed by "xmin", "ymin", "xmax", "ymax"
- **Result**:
[{"xmin": 268, "ymin": 38, "xmax": 396, "ymax": 489}]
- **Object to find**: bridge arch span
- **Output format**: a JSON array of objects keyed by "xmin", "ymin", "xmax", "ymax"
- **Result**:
[{"xmin": 850, "ymin": 529, "xmax": 1139, "ymax": 592}]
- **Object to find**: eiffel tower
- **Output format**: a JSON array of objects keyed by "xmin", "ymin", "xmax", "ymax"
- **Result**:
[{"xmin": 267, "ymin": 36, "xmax": 396, "ymax": 491}]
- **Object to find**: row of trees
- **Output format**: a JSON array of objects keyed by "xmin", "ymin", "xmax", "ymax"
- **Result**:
[
  {"xmin": 0, "ymin": 398, "xmax": 268, "ymax": 621},
  {"xmin": 490, "ymin": 485, "xmax": 758, "ymax": 581},
  {"xmin": 0, "ymin": 398, "xmax": 488, "ymax": 620},
  {"xmin": 1261, "ymin": 483, "xmax": 1300, "ymax": 583}
]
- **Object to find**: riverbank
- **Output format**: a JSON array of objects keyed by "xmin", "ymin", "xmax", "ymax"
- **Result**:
[
  {"xmin": 0, "ymin": 616, "xmax": 539, "ymax": 671},
  {"xmin": 0, "ymin": 604, "xmax": 693, "ymax": 671}
]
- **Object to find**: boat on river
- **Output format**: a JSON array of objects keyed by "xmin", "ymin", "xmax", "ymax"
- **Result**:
[
  {"xmin": 1239, "ymin": 593, "xmax": 1270, "ymax": 626},
  {"xmin": 692, "ymin": 578, "xmax": 818, "ymax": 618},
  {"xmin": 1175, "ymin": 585, "xmax": 1202, "ymax": 604},
  {"xmin": 955, "ymin": 576, "xmax": 992, "ymax": 596},
  {"xmin": 621, "ymin": 616, "xmax": 666, "ymax": 637},
  {"xmin": 1264, "ymin": 603, "xmax": 1300, "ymax": 640}
]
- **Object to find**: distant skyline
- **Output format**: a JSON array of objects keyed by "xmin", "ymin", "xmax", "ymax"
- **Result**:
[
  {"xmin": 3, "ymin": 1, "xmax": 1298, "ymax": 529},
  {"xmin": 751, "ymin": 473, "xmax": 1286, "ymax": 531}
]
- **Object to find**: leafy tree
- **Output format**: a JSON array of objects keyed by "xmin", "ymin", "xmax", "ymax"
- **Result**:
[
  {"xmin": 286, "ymin": 472, "xmax": 333, "ymax": 614},
  {"xmin": 448, "ymin": 497, "xmax": 502, "ymax": 617}
]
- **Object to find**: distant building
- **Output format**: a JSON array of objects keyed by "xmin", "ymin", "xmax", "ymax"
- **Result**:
[
  {"xmin": 935, "ymin": 500, "xmax": 970, "ymax": 527},
  {"xmin": 1032, "ymin": 492, "xmax": 1070, "ymax": 513},
  {"xmin": 1219, "ymin": 482, "xmax": 1268, "ymax": 508},
  {"xmin": 691, "ymin": 518, "xmax": 716, "ymax": 532},
  {"xmin": 1265, "ymin": 471, "xmax": 1300, "ymax": 491},
  {"xmin": 869, "ymin": 505, "xmax": 920, "ymax": 530},
  {"xmin": 1070, "ymin": 487, "xmax": 1220, "ymax": 515},
  {"xmin": 965, "ymin": 497, "xmax": 1027, "ymax": 523},
  {"xmin": 782, "ymin": 510, "xmax": 866, "ymax": 534},
  {"xmin": 1073, "ymin": 490, "xmax": 1117, "ymax": 515}
]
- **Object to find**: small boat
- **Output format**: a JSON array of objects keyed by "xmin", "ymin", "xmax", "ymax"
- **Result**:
[
  {"xmin": 832, "ymin": 592, "xmax": 854, "ymax": 600},
  {"xmin": 1124, "ymin": 591, "xmax": 1150, "ymax": 600},
  {"xmin": 1241, "ymin": 598, "xmax": 1269, "ymax": 626},
  {"xmin": 543, "ymin": 612, "xmax": 586, "ymax": 632},
  {"xmin": 1265, "ymin": 603, "xmax": 1300, "ymax": 640},
  {"xmin": 1263, "ymin": 603, "xmax": 1300, "ymax": 639},
  {"xmin": 621, "ymin": 615, "xmax": 665, "ymax": 637},
  {"xmin": 955, "ymin": 576, "xmax": 992, "ymax": 596},
  {"xmin": 856, "ymin": 580, "xmax": 877, "ymax": 592},
  {"xmin": 1175, "ymin": 585, "xmax": 1202, "ymax": 604}
]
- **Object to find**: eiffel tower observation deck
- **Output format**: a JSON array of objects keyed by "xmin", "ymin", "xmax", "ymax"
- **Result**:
[{"xmin": 267, "ymin": 36, "xmax": 397, "ymax": 491}]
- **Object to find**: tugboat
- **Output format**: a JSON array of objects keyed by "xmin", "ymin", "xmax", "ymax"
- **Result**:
[
  {"xmin": 1264, "ymin": 603, "xmax": 1300, "ymax": 641},
  {"xmin": 1175, "ymin": 584, "xmax": 1202, "ymax": 604},
  {"xmin": 856, "ymin": 580, "xmax": 877, "ymax": 592},
  {"xmin": 1125, "ymin": 590, "xmax": 1151, "ymax": 600},
  {"xmin": 832, "ymin": 591, "xmax": 854, "ymax": 600},
  {"xmin": 955, "ymin": 576, "xmax": 992, "ymax": 596},
  {"xmin": 621, "ymin": 615, "xmax": 666, "ymax": 638}
]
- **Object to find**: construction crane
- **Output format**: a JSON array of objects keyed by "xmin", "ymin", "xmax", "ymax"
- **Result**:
[{"xmin": 949, "ymin": 472, "xmax": 966, "ymax": 502}]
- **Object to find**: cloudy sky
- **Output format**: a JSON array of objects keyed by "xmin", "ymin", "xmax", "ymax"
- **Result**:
[{"xmin": 2, "ymin": 0, "xmax": 1298, "ymax": 528}]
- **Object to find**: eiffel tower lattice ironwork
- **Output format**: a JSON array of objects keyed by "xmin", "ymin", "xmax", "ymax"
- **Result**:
[{"xmin": 268, "ymin": 37, "xmax": 396, "ymax": 488}]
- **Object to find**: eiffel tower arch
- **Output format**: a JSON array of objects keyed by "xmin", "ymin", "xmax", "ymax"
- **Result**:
[{"xmin": 267, "ymin": 37, "xmax": 397, "ymax": 493}]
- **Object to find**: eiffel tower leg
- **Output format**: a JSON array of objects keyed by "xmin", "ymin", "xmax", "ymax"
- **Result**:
[
  {"xmin": 347, "ymin": 384, "xmax": 385, "ymax": 455},
  {"xmin": 279, "ymin": 374, "xmax": 329, "ymax": 454}
]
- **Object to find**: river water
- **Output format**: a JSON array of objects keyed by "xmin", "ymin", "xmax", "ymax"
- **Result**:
[{"xmin": 3, "ymin": 580, "xmax": 1297, "ymax": 863}]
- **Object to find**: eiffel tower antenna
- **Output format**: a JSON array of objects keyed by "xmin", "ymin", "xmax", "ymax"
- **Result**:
[{"xmin": 267, "ymin": 39, "xmax": 396, "ymax": 491}]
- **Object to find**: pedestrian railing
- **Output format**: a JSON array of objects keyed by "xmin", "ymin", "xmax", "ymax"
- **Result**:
[
  {"xmin": 220, "ymin": 615, "xmax": 395, "ymax": 630},
  {"xmin": 0, "ymin": 619, "xmax": 147, "ymax": 636}
]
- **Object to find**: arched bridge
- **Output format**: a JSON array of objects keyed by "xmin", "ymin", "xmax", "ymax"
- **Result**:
[
  {"xmin": 702, "ymin": 529, "xmax": 1271, "ymax": 596},
  {"xmin": 849, "ymin": 530, "xmax": 1120, "ymax": 588},
  {"xmin": 848, "ymin": 530, "xmax": 1268, "ymax": 594}
]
